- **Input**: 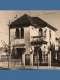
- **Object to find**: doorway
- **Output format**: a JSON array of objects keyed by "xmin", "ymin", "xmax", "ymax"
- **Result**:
[{"xmin": 25, "ymin": 54, "xmax": 30, "ymax": 66}]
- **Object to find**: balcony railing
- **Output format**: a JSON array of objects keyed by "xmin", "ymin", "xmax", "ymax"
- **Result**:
[
  {"xmin": 12, "ymin": 39, "xmax": 25, "ymax": 46},
  {"xmin": 31, "ymin": 35, "xmax": 47, "ymax": 45}
]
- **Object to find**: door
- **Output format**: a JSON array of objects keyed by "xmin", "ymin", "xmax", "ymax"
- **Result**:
[{"xmin": 25, "ymin": 54, "xmax": 30, "ymax": 65}]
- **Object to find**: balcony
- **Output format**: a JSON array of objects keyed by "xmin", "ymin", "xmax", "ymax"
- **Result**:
[
  {"xmin": 31, "ymin": 35, "xmax": 43, "ymax": 42},
  {"xmin": 12, "ymin": 39, "xmax": 25, "ymax": 46},
  {"xmin": 31, "ymin": 35, "xmax": 47, "ymax": 46}
]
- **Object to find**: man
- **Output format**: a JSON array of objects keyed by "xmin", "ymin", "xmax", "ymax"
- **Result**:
[{"xmin": 38, "ymin": 47, "xmax": 42, "ymax": 64}]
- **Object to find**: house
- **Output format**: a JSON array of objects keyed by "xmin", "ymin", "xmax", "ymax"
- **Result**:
[{"xmin": 9, "ymin": 14, "xmax": 57, "ymax": 67}]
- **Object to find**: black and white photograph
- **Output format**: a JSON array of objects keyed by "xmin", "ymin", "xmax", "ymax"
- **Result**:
[{"xmin": 0, "ymin": 10, "xmax": 60, "ymax": 69}]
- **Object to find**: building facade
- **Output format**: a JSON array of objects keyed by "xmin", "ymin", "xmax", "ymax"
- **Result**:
[{"xmin": 9, "ymin": 14, "xmax": 57, "ymax": 67}]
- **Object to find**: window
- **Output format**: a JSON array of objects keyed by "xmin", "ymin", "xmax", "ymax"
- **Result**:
[
  {"xmin": 21, "ymin": 28, "xmax": 24, "ymax": 39},
  {"xmin": 49, "ymin": 30, "xmax": 51, "ymax": 39},
  {"xmin": 44, "ymin": 29, "xmax": 47, "ymax": 38},
  {"xmin": 15, "ymin": 28, "xmax": 24, "ymax": 39},
  {"xmin": 15, "ymin": 28, "xmax": 20, "ymax": 39},
  {"xmin": 39, "ymin": 28, "xmax": 43, "ymax": 36}
]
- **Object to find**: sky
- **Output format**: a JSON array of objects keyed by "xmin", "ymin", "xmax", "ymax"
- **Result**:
[{"xmin": 0, "ymin": 10, "xmax": 60, "ymax": 47}]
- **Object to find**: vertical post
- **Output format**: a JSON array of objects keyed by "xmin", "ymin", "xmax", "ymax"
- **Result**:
[
  {"xmin": 48, "ymin": 45, "xmax": 51, "ymax": 68},
  {"xmin": 37, "ymin": 49, "xmax": 38, "ymax": 69},
  {"xmin": 8, "ymin": 27, "xmax": 10, "ymax": 68},
  {"xmin": 37, "ymin": 51, "xmax": 39, "ymax": 69},
  {"xmin": 50, "ymin": 51, "xmax": 51, "ymax": 68},
  {"xmin": 37, "ymin": 46, "xmax": 39, "ymax": 69}
]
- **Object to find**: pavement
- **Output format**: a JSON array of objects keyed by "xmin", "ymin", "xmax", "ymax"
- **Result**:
[
  {"xmin": 0, "ymin": 61, "xmax": 60, "ymax": 70},
  {"xmin": 2, "ymin": 66, "xmax": 60, "ymax": 70}
]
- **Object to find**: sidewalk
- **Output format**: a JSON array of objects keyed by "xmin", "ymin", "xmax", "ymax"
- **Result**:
[{"xmin": 0, "ymin": 61, "xmax": 60, "ymax": 70}]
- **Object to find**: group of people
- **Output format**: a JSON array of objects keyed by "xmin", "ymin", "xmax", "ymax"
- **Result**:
[{"xmin": 30, "ymin": 43, "xmax": 60, "ymax": 65}]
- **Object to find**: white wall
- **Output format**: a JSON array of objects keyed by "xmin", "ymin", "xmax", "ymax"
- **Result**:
[
  {"xmin": 43, "ymin": 26, "xmax": 56, "ymax": 46},
  {"xmin": 30, "ymin": 26, "xmax": 39, "ymax": 42}
]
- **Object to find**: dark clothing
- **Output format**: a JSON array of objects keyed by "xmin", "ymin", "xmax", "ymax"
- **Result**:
[
  {"xmin": 34, "ymin": 46, "xmax": 42, "ymax": 63},
  {"xmin": 38, "ymin": 47, "xmax": 42, "ymax": 63}
]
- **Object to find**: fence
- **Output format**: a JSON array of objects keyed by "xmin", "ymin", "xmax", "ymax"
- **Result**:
[{"xmin": 0, "ymin": 53, "xmax": 59, "ymax": 69}]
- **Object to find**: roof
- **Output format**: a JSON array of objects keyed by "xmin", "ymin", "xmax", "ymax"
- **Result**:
[
  {"xmin": 46, "ymin": 23, "xmax": 57, "ymax": 31},
  {"xmin": 9, "ymin": 14, "xmax": 57, "ymax": 31},
  {"xmin": 9, "ymin": 14, "xmax": 47, "ymax": 28}
]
